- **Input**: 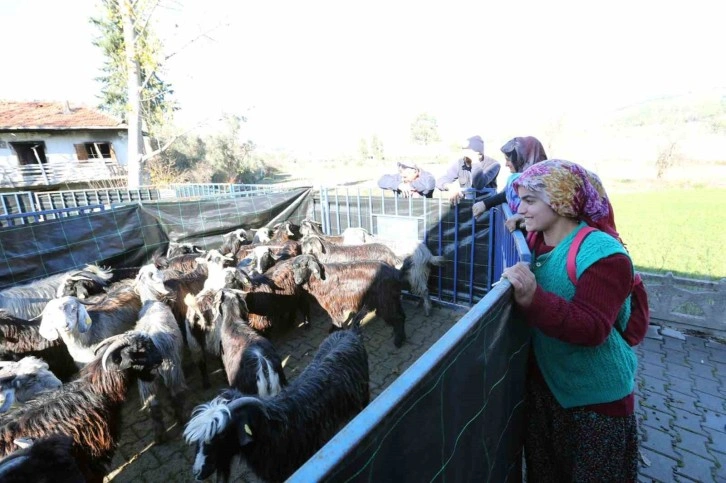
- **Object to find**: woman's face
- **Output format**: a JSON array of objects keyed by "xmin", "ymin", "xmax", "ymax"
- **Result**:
[
  {"xmin": 505, "ymin": 156, "xmax": 516, "ymax": 173},
  {"xmin": 517, "ymin": 187, "xmax": 559, "ymax": 232}
]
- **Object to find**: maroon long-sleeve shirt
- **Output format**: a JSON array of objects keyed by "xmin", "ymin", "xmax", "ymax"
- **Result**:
[{"xmin": 521, "ymin": 237, "xmax": 635, "ymax": 416}]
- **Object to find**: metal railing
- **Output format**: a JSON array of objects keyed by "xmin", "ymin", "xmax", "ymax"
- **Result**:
[
  {"xmin": 0, "ymin": 204, "xmax": 107, "ymax": 227},
  {"xmin": 0, "ymin": 160, "xmax": 126, "ymax": 188},
  {"xmin": 315, "ymin": 186, "xmax": 497, "ymax": 307},
  {"xmin": 489, "ymin": 204, "xmax": 532, "ymax": 288},
  {"xmin": 290, "ymin": 199, "xmax": 532, "ymax": 482},
  {"xmin": 0, "ymin": 183, "xmax": 307, "ymax": 227}
]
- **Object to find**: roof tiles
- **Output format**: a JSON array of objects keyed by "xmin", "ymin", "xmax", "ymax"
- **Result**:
[{"xmin": 0, "ymin": 101, "xmax": 125, "ymax": 130}]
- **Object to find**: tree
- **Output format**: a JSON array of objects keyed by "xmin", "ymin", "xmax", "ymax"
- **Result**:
[
  {"xmin": 410, "ymin": 113, "xmax": 441, "ymax": 145},
  {"xmin": 370, "ymin": 134, "xmax": 384, "ymax": 160},
  {"xmin": 91, "ymin": 0, "xmax": 177, "ymax": 187},
  {"xmin": 358, "ymin": 137, "xmax": 370, "ymax": 160},
  {"xmin": 206, "ymin": 114, "xmax": 265, "ymax": 183}
]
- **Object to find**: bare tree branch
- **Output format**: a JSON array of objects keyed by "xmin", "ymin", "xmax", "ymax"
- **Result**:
[
  {"xmin": 138, "ymin": 20, "xmax": 228, "ymax": 94},
  {"xmin": 141, "ymin": 116, "xmax": 223, "ymax": 163}
]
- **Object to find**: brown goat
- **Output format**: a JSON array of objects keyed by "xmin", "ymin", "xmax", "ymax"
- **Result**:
[
  {"xmin": 291, "ymin": 254, "xmax": 407, "ymax": 347},
  {"xmin": 301, "ymin": 235, "xmax": 402, "ymax": 268}
]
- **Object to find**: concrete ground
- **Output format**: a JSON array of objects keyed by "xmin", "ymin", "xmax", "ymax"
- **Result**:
[{"xmin": 102, "ymin": 304, "xmax": 726, "ymax": 483}]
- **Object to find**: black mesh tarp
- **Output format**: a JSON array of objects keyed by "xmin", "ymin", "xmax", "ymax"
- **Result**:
[
  {"xmin": 291, "ymin": 286, "xmax": 530, "ymax": 482},
  {"xmin": 0, "ymin": 188, "xmax": 313, "ymax": 290}
]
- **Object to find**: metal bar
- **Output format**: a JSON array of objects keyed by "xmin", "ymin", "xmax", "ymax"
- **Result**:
[
  {"xmin": 452, "ymin": 203, "xmax": 459, "ymax": 303},
  {"xmin": 369, "ymin": 192, "xmax": 374, "ymax": 233},
  {"xmin": 488, "ymin": 208, "xmax": 497, "ymax": 290},
  {"xmin": 334, "ymin": 189, "xmax": 341, "ymax": 235},
  {"xmin": 437, "ymin": 197, "xmax": 443, "ymax": 300},
  {"xmin": 356, "ymin": 187, "xmax": 362, "ymax": 228},
  {"xmin": 345, "ymin": 188, "xmax": 351, "ymax": 230},
  {"xmin": 469, "ymin": 211, "xmax": 476, "ymax": 304}
]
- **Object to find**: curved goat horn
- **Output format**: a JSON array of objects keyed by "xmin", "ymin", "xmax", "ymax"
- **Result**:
[
  {"xmin": 226, "ymin": 395, "xmax": 269, "ymax": 417},
  {"xmin": 100, "ymin": 334, "xmax": 132, "ymax": 371}
]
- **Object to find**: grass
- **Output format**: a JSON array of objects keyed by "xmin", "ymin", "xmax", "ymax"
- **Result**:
[{"xmin": 610, "ymin": 188, "xmax": 725, "ymax": 280}]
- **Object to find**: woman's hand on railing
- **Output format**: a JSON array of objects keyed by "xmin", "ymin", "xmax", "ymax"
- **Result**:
[
  {"xmin": 504, "ymin": 214, "xmax": 524, "ymax": 232},
  {"xmin": 501, "ymin": 262, "xmax": 536, "ymax": 307},
  {"xmin": 472, "ymin": 201, "xmax": 486, "ymax": 218}
]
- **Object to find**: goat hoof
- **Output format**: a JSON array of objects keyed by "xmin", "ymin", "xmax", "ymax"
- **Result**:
[{"xmin": 393, "ymin": 335, "xmax": 405, "ymax": 348}]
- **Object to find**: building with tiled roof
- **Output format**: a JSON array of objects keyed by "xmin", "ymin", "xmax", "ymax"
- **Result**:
[{"xmin": 0, "ymin": 101, "xmax": 128, "ymax": 188}]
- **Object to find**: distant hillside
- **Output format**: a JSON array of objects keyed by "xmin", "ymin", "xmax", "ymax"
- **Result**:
[
  {"xmin": 607, "ymin": 89, "xmax": 726, "ymax": 131},
  {"xmin": 542, "ymin": 89, "xmax": 726, "ymax": 185}
]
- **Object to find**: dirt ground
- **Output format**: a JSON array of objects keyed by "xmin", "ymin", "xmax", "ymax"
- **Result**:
[{"xmin": 104, "ymin": 298, "xmax": 465, "ymax": 482}]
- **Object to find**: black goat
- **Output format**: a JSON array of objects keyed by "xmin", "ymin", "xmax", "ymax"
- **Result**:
[
  {"xmin": 0, "ymin": 311, "xmax": 78, "ymax": 382},
  {"xmin": 167, "ymin": 242, "xmax": 206, "ymax": 259},
  {"xmin": 215, "ymin": 289, "xmax": 287, "ymax": 396},
  {"xmin": 0, "ymin": 332, "xmax": 163, "ymax": 482},
  {"xmin": 0, "ymin": 434, "xmax": 85, "ymax": 483},
  {"xmin": 184, "ymin": 309, "xmax": 369, "ymax": 482}
]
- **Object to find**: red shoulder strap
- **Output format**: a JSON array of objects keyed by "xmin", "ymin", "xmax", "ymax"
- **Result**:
[{"xmin": 567, "ymin": 226, "xmax": 597, "ymax": 284}]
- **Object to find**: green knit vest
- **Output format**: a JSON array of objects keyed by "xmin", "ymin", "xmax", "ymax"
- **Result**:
[{"xmin": 532, "ymin": 222, "xmax": 637, "ymax": 408}]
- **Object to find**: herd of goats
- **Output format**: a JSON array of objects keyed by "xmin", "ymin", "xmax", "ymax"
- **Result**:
[{"xmin": 0, "ymin": 218, "xmax": 447, "ymax": 482}]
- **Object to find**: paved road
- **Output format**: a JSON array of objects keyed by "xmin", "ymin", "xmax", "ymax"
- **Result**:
[
  {"xmin": 103, "ymin": 304, "xmax": 726, "ymax": 483},
  {"xmin": 636, "ymin": 327, "xmax": 726, "ymax": 482}
]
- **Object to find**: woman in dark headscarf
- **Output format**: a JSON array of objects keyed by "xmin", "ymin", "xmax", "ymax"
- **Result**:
[
  {"xmin": 472, "ymin": 136, "xmax": 548, "ymax": 219},
  {"xmin": 502, "ymin": 160, "xmax": 638, "ymax": 482}
]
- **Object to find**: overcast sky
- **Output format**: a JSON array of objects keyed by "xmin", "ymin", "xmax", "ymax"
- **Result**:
[{"xmin": 2, "ymin": 0, "xmax": 724, "ymax": 156}]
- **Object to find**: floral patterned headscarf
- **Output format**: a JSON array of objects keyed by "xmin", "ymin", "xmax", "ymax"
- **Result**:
[{"xmin": 513, "ymin": 159, "xmax": 621, "ymax": 240}]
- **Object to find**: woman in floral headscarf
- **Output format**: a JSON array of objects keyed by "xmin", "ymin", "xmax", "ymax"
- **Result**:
[
  {"xmin": 471, "ymin": 136, "xmax": 548, "ymax": 222},
  {"xmin": 501, "ymin": 160, "xmax": 638, "ymax": 482}
]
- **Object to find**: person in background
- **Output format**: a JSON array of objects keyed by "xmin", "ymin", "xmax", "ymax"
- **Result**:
[
  {"xmin": 377, "ymin": 162, "xmax": 436, "ymax": 198},
  {"xmin": 435, "ymin": 135, "xmax": 500, "ymax": 204},
  {"xmin": 472, "ymin": 136, "xmax": 548, "ymax": 229},
  {"xmin": 501, "ymin": 159, "xmax": 638, "ymax": 482}
]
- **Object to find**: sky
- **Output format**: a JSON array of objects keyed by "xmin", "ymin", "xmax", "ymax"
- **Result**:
[{"xmin": 2, "ymin": 0, "xmax": 724, "ymax": 157}]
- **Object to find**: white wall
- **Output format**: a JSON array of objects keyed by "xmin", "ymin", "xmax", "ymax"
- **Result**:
[{"xmin": 0, "ymin": 129, "xmax": 128, "ymax": 169}]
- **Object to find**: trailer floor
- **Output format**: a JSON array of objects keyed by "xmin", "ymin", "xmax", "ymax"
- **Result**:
[{"xmin": 104, "ymin": 298, "xmax": 465, "ymax": 482}]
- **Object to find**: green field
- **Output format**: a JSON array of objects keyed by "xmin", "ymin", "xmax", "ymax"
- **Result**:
[{"xmin": 610, "ymin": 188, "xmax": 726, "ymax": 280}]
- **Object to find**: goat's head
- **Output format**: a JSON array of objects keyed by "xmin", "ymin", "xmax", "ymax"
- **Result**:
[
  {"xmin": 167, "ymin": 242, "xmax": 206, "ymax": 259},
  {"xmin": 39, "ymin": 297, "xmax": 92, "ymax": 340},
  {"xmin": 220, "ymin": 228, "xmax": 250, "ymax": 255},
  {"xmin": 252, "ymin": 227, "xmax": 273, "ymax": 244},
  {"xmin": 213, "ymin": 288, "xmax": 249, "ymax": 324},
  {"xmin": 134, "ymin": 264, "xmax": 170, "ymax": 302},
  {"xmin": 272, "ymin": 221, "xmax": 301, "ymax": 241},
  {"xmin": 248, "ymin": 246, "xmax": 276, "ymax": 275},
  {"xmin": 185, "ymin": 290, "xmax": 216, "ymax": 331},
  {"xmin": 56, "ymin": 265, "xmax": 112, "ymax": 299},
  {"xmin": 0, "ymin": 357, "xmax": 62, "ymax": 412},
  {"xmin": 292, "ymin": 254, "xmax": 324, "ymax": 285},
  {"xmin": 185, "ymin": 391, "xmax": 269, "ymax": 481},
  {"xmin": 223, "ymin": 267, "xmax": 249, "ymax": 290},
  {"xmin": 198, "ymin": 249, "xmax": 235, "ymax": 271},
  {"xmin": 301, "ymin": 235, "xmax": 326, "ymax": 256},
  {"xmin": 299, "ymin": 219, "xmax": 324, "ymax": 238},
  {"xmin": 98, "ymin": 332, "xmax": 163, "ymax": 380}
]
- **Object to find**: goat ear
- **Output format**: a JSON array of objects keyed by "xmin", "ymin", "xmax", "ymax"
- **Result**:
[
  {"xmin": 310, "ymin": 259, "xmax": 324, "ymax": 280},
  {"xmin": 76, "ymin": 305, "xmax": 92, "ymax": 333},
  {"xmin": 236, "ymin": 420, "xmax": 254, "ymax": 447}
]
